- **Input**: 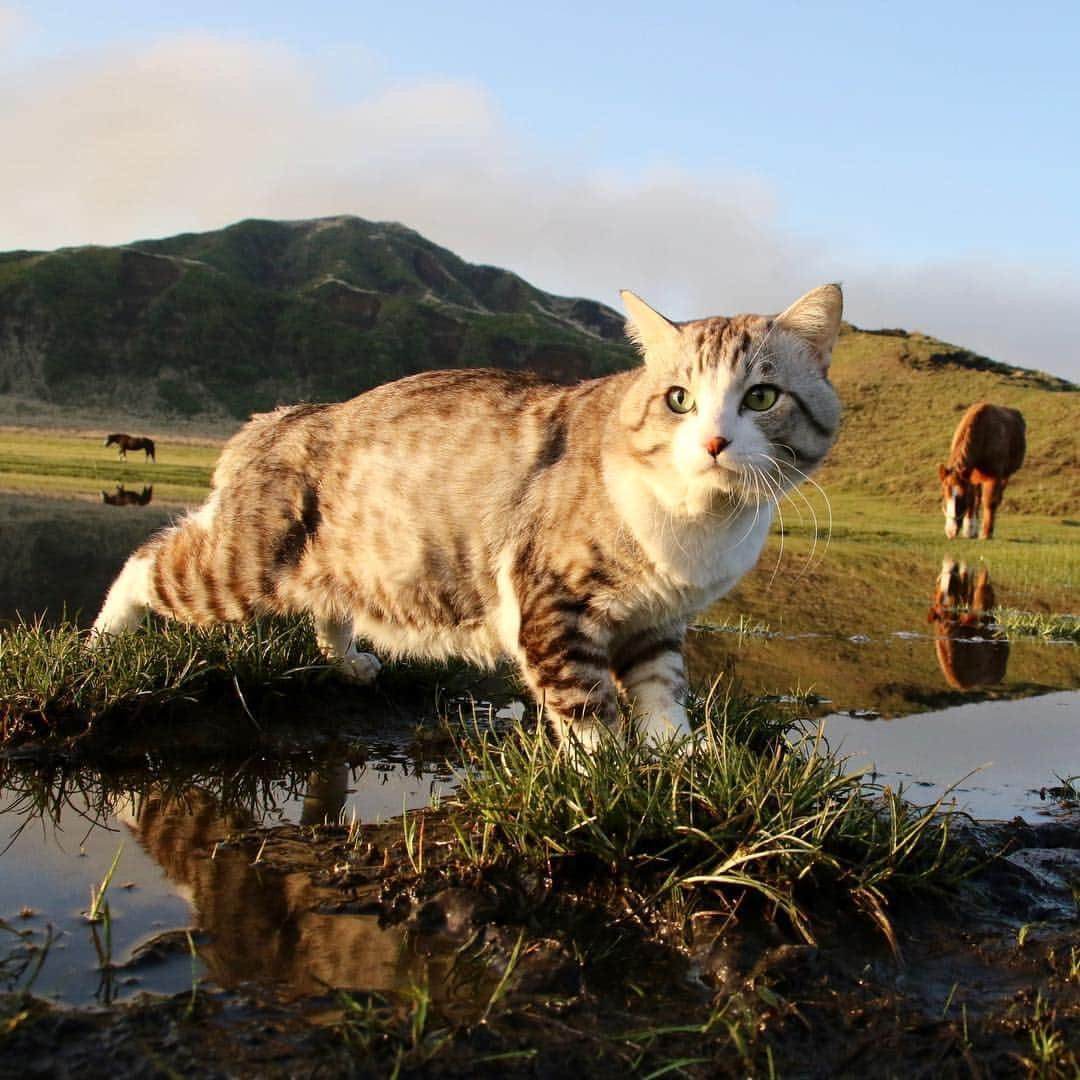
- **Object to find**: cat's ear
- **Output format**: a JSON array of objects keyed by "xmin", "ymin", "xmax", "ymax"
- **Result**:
[
  {"xmin": 621, "ymin": 290, "xmax": 680, "ymax": 361},
  {"xmin": 775, "ymin": 284, "xmax": 843, "ymax": 372}
]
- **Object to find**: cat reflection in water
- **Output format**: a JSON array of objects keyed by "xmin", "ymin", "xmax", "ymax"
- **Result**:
[{"xmin": 94, "ymin": 286, "xmax": 843, "ymax": 750}]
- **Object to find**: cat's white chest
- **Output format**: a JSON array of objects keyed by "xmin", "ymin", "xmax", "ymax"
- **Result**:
[
  {"xmin": 609, "ymin": 470, "xmax": 774, "ymax": 608},
  {"xmin": 656, "ymin": 504, "xmax": 771, "ymax": 598}
]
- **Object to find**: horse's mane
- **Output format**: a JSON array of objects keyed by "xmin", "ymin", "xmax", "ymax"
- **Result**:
[{"xmin": 948, "ymin": 411, "xmax": 980, "ymax": 470}]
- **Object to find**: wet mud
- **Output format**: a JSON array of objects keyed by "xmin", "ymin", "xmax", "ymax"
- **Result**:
[{"xmin": 2, "ymin": 779, "xmax": 1078, "ymax": 1078}]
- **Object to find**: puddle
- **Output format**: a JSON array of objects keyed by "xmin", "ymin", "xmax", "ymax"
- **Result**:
[
  {"xmin": 1, "ymin": 749, "xmax": 458, "ymax": 1006},
  {"xmin": 817, "ymin": 690, "xmax": 1080, "ymax": 821}
]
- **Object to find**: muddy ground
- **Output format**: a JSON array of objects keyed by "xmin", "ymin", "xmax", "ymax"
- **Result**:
[{"xmin": 2, "ymin": 799, "xmax": 1078, "ymax": 1079}]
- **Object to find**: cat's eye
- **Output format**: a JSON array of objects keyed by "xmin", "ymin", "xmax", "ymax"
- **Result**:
[
  {"xmin": 666, "ymin": 386, "xmax": 695, "ymax": 414},
  {"xmin": 742, "ymin": 384, "xmax": 780, "ymax": 412}
]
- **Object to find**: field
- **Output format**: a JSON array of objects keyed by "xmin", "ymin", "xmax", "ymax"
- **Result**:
[
  {"xmin": 0, "ymin": 427, "xmax": 218, "ymax": 504},
  {"xmin": 821, "ymin": 326, "xmax": 1080, "ymax": 515}
]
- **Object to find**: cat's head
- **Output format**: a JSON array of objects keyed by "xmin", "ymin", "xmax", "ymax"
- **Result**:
[{"xmin": 614, "ymin": 285, "xmax": 843, "ymax": 515}]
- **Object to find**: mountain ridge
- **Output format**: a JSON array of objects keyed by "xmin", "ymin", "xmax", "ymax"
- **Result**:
[{"xmin": 0, "ymin": 215, "xmax": 635, "ymax": 421}]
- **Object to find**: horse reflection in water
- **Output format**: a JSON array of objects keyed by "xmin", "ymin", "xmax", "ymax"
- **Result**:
[
  {"xmin": 116, "ymin": 768, "xmax": 432, "ymax": 998},
  {"xmin": 928, "ymin": 558, "xmax": 1009, "ymax": 690},
  {"xmin": 101, "ymin": 484, "xmax": 153, "ymax": 506}
]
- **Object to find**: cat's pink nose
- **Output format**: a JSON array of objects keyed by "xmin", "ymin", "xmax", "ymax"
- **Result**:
[{"xmin": 705, "ymin": 436, "xmax": 730, "ymax": 458}]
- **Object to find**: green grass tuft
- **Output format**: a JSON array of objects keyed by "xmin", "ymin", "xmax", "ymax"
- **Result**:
[
  {"xmin": 993, "ymin": 609, "xmax": 1080, "ymax": 643},
  {"xmin": 454, "ymin": 689, "xmax": 968, "ymax": 945},
  {"xmin": 0, "ymin": 616, "xmax": 329, "ymax": 741}
]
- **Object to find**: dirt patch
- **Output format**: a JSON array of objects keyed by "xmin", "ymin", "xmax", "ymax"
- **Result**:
[{"xmin": 3, "ymin": 808, "xmax": 1077, "ymax": 1078}]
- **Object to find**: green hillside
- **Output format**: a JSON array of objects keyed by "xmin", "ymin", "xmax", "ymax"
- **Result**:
[
  {"xmin": 0, "ymin": 216, "xmax": 633, "ymax": 421},
  {"xmin": 821, "ymin": 326, "xmax": 1079, "ymax": 514},
  {"xmin": 0, "ymin": 215, "xmax": 1076, "ymax": 513}
]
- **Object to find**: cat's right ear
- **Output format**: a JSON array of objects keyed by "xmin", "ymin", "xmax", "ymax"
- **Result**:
[{"xmin": 621, "ymin": 291, "xmax": 680, "ymax": 362}]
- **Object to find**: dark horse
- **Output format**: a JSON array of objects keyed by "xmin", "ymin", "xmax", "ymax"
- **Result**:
[
  {"xmin": 928, "ymin": 559, "xmax": 1008, "ymax": 690},
  {"xmin": 101, "ymin": 484, "xmax": 154, "ymax": 506},
  {"xmin": 105, "ymin": 433, "xmax": 156, "ymax": 462},
  {"xmin": 938, "ymin": 403, "xmax": 1025, "ymax": 539}
]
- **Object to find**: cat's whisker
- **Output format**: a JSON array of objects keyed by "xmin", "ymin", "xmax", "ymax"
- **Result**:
[
  {"xmin": 747, "ymin": 461, "xmax": 790, "ymax": 588},
  {"xmin": 761, "ymin": 454, "xmax": 819, "ymax": 555},
  {"xmin": 760, "ymin": 453, "xmax": 834, "ymax": 581},
  {"xmin": 760, "ymin": 452, "xmax": 814, "ymax": 531},
  {"xmin": 751, "ymin": 451, "xmax": 823, "ymax": 588},
  {"xmin": 780, "ymin": 462, "xmax": 833, "ymax": 551},
  {"xmin": 751, "ymin": 463, "xmax": 788, "ymax": 587}
]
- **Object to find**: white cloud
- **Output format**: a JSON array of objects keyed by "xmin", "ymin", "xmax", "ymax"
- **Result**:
[{"xmin": 0, "ymin": 32, "xmax": 1076, "ymax": 383}]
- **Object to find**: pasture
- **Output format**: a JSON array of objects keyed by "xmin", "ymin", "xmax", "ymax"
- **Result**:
[{"xmin": 0, "ymin": 427, "xmax": 218, "ymax": 504}]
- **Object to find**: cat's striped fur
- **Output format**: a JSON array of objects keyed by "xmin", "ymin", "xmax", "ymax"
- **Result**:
[{"xmin": 93, "ymin": 285, "xmax": 843, "ymax": 748}]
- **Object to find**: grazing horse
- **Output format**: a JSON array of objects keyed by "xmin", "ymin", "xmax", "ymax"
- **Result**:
[
  {"xmin": 101, "ymin": 484, "xmax": 153, "ymax": 506},
  {"xmin": 938, "ymin": 403, "xmax": 1025, "ymax": 539},
  {"xmin": 928, "ymin": 559, "xmax": 1008, "ymax": 690},
  {"xmin": 105, "ymin": 433, "xmax": 156, "ymax": 462}
]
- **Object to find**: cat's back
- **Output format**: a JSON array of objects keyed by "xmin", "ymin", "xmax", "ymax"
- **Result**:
[
  {"xmin": 322, "ymin": 367, "xmax": 628, "ymax": 478},
  {"xmin": 211, "ymin": 367, "xmax": 630, "ymax": 528},
  {"xmin": 337, "ymin": 367, "xmax": 611, "ymax": 433}
]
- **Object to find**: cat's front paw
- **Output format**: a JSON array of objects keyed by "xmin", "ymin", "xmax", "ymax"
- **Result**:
[
  {"xmin": 335, "ymin": 650, "xmax": 382, "ymax": 686},
  {"xmin": 635, "ymin": 703, "xmax": 693, "ymax": 749}
]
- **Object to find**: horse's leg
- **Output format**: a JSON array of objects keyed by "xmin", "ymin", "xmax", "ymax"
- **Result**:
[
  {"xmin": 980, "ymin": 478, "xmax": 1002, "ymax": 539},
  {"xmin": 962, "ymin": 484, "xmax": 980, "ymax": 539}
]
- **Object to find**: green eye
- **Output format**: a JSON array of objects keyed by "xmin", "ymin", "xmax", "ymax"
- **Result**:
[
  {"xmin": 742, "ymin": 384, "xmax": 780, "ymax": 412},
  {"xmin": 666, "ymin": 386, "xmax": 695, "ymax": 414}
]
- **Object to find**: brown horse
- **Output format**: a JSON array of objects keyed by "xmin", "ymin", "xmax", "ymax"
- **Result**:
[
  {"xmin": 105, "ymin": 433, "xmax": 156, "ymax": 462},
  {"xmin": 928, "ymin": 559, "xmax": 1008, "ymax": 690},
  {"xmin": 938, "ymin": 403, "xmax": 1025, "ymax": 539},
  {"xmin": 101, "ymin": 484, "xmax": 153, "ymax": 506}
]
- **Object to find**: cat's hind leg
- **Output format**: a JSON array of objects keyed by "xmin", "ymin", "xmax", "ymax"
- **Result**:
[
  {"xmin": 314, "ymin": 615, "xmax": 381, "ymax": 685},
  {"xmin": 91, "ymin": 552, "xmax": 157, "ymax": 638}
]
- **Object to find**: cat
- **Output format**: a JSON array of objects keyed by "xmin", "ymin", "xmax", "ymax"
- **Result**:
[{"xmin": 92, "ymin": 284, "xmax": 843, "ymax": 749}]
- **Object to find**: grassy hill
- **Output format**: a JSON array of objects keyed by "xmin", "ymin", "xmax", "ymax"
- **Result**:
[
  {"xmin": 821, "ymin": 325, "xmax": 1078, "ymax": 515},
  {"xmin": 0, "ymin": 216, "xmax": 633, "ymax": 422}
]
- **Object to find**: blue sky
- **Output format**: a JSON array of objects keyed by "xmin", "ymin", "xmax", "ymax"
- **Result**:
[{"xmin": 2, "ymin": 1, "xmax": 1078, "ymax": 379}]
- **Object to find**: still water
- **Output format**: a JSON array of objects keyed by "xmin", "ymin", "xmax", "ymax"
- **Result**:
[{"xmin": 1, "ymin": 492, "xmax": 1077, "ymax": 1006}]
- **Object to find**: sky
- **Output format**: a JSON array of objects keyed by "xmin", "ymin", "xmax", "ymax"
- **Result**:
[{"xmin": 1, "ymin": 1, "xmax": 1078, "ymax": 381}]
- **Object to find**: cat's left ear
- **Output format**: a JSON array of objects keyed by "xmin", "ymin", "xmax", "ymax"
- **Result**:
[
  {"xmin": 775, "ymin": 284, "xmax": 843, "ymax": 373},
  {"xmin": 621, "ymin": 290, "xmax": 680, "ymax": 363}
]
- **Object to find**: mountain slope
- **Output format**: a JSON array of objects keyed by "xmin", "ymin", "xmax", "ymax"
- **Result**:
[
  {"xmin": 0, "ymin": 216, "xmax": 634, "ymax": 420},
  {"xmin": 822, "ymin": 326, "xmax": 1078, "ymax": 514}
]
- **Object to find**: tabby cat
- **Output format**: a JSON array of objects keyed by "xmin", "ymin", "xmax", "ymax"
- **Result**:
[{"xmin": 93, "ymin": 285, "xmax": 843, "ymax": 748}]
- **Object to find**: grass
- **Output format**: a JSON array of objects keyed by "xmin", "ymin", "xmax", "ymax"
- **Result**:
[
  {"xmin": 0, "ymin": 616, "xmax": 329, "ymax": 743},
  {"xmin": 452, "ymin": 689, "xmax": 968, "ymax": 947},
  {"xmin": 821, "ymin": 325, "xmax": 1080, "ymax": 515},
  {"xmin": 994, "ymin": 610, "xmax": 1080, "ymax": 643}
]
